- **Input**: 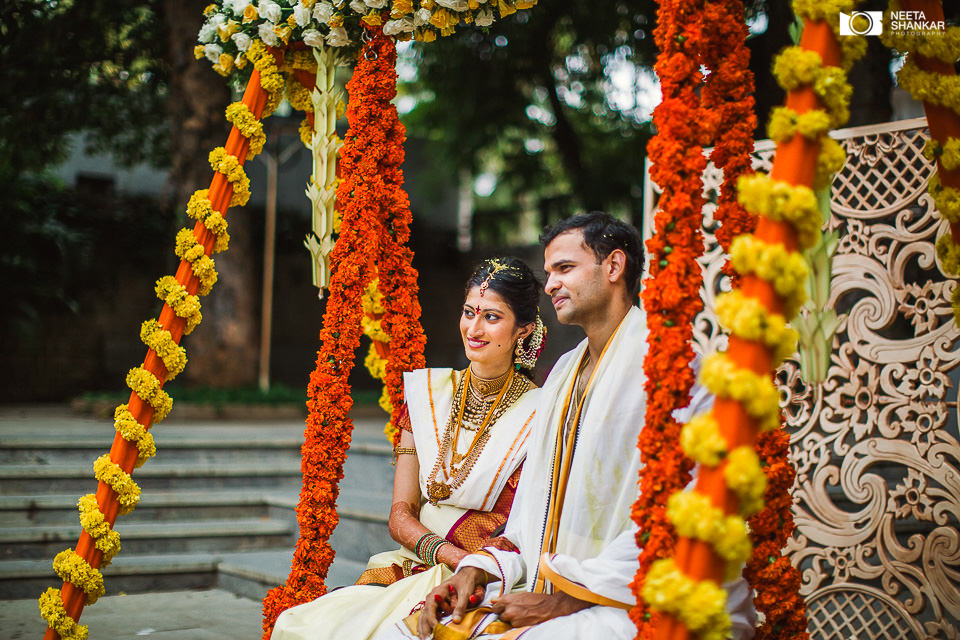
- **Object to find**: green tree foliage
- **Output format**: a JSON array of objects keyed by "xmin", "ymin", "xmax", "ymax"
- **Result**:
[
  {"xmin": 0, "ymin": 0, "xmax": 169, "ymax": 181},
  {"xmin": 400, "ymin": 0, "xmax": 658, "ymax": 234}
]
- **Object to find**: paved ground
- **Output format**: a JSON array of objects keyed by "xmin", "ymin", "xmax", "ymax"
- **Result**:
[
  {"xmin": 3, "ymin": 589, "xmax": 264, "ymax": 639},
  {"xmin": 1, "ymin": 404, "xmax": 392, "ymax": 639}
]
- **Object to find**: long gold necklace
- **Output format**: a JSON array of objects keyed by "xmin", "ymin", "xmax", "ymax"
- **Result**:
[{"xmin": 425, "ymin": 367, "xmax": 529, "ymax": 505}]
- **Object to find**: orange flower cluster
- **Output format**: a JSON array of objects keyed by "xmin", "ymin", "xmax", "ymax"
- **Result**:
[
  {"xmin": 747, "ymin": 428, "xmax": 808, "ymax": 640},
  {"xmin": 260, "ymin": 26, "xmax": 420, "ymax": 638},
  {"xmin": 632, "ymin": 0, "xmax": 707, "ymax": 634},
  {"xmin": 699, "ymin": 0, "xmax": 757, "ymax": 261}
]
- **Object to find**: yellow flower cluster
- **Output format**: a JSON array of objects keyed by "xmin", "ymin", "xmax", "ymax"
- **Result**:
[
  {"xmin": 155, "ymin": 276, "xmax": 202, "ymax": 334},
  {"xmin": 285, "ymin": 74, "xmax": 313, "ymax": 114},
  {"xmin": 816, "ymin": 136, "xmax": 847, "ymax": 190},
  {"xmin": 700, "ymin": 354, "xmax": 781, "ymax": 433},
  {"xmin": 361, "ymin": 315, "xmax": 390, "ymax": 343},
  {"xmin": 714, "ymin": 290, "xmax": 799, "ymax": 362},
  {"xmin": 724, "ymin": 446, "xmax": 768, "ymax": 517},
  {"xmin": 77, "ymin": 494, "xmax": 121, "ymax": 563},
  {"xmin": 812, "ymin": 66, "xmax": 852, "ymax": 128},
  {"xmin": 680, "ymin": 412, "xmax": 727, "ymax": 467},
  {"xmin": 53, "ymin": 550, "xmax": 105, "ymax": 605},
  {"xmin": 729, "ymin": 235, "xmax": 809, "ymax": 317},
  {"xmin": 246, "ymin": 41, "xmax": 284, "ymax": 116},
  {"xmin": 126, "ymin": 366, "xmax": 173, "ymax": 422},
  {"xmin": 929, "ymin": 174, "xmax": 960, "ymax": 223},
  {"xmin": 937, "ymin": 234, "xmax": 960, "ymax": 276},
  {"xmin": 642, "ymin": 559, "xmax": 731, "ymax": 640},
  {"xmin": 140, "ymin": 320, "xmax": 187, "ymax": 381},
  {"xmin": 767, "ymin": 107, "xmax": 832, "ymax": 142},
  {"xmin": 186, "ymin": 190, "xmax": 230, "ymax": 254},
  {"xmin": 174, "ymin": 228, "xmax": 219, "ymax": 296},
  {"xmin": 93, "ymin": 454, "xmax": 142, "ymax": 515},
  {"xmin": 952, "ymin": 287, "xmax": 960, "ymax": 328},
  {"xmin": 897, "ymin": 58, "xmax": 960, "ymax": 115},
  {"xmin": 208, "ymin": 147, "xmax": 251, "ymax": 208},
  {"xmin": 666, "ymin": 492, "xmax": 751, "ymax": 581},
  {"xmin": 737, "ymin": 175, "xmax": 822, "ymax": 250},
  {"xmin": 924, "ymin": 137, "xmax": 960, "ymax": 172},
  {"xmin": 225, "ymin": 102, "xmax": 265, "ymax": 160},
  {"xmin": 773, "ymin": 47, "xmax": 824, "ymax": 91},
  {"xmin": 361, "ymin": 278, "xmax": 397, "ymax": 441},
  {"xmin": 113, "ymin": 404, "xmax": 156, "ymax": 468},
  {"xmin": 39, "ymin": 587, "xmax": 88, "ymax": 640},
  {"xmin": 364, "ymin": 346, "xmax": 388, "ymax": 380}
]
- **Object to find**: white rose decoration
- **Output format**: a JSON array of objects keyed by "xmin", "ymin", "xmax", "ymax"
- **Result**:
[
  {"xmin": 349, "ymin": 0, "xmax": 367, "ymax": 13},
  {"xmin": 228, "ymin": 0, "xmax": 252, "ymax": 15},
  {"xmin": 209, "ymin": 13, "xmax": 228, "ymax": 26},
  {"xmin": 258, "ymin": 0, "xmax": 283, "ymax": 24},
  {"xmin": 414, "ymin": 8, "xmax": 431, "ymax": 26},
  {"xmin": 231, "ymin": 32, "xmax": 253, "ymax": 51},
  {"xmin": 258, "ymin": 22, "xmax": 280, "ymax": 46},
  {"xmin": 302, "ymin": 28, "xmax": 326, "ymax": 47},
  {"xmin": 364, "ymin": 0, "xmax": 389, "ymax": 8},
  {"xmin": 383, "ymin": 17, "xmax": 415, "ymax": 35},
  {"xmin": 293, "ymin": 2, "xmax": 311, "ymax": 26},
  {"xmin": 204, "ymin": 43, "xmax": 224, "ymax": 63},
  {"xmin": 325, "ymin": 26, "xmax": 350, "ymax": 46},
  {"xmin": 313, "ymin": 1, "xmax": 334, "ymax": 22},
  {"xmin": 474, "ymin": 8, "xmax": 495, "ymax": 26},
  {"xmin": 198, "ymin": 22, "xmax": 218, "ymax": 43},
  {"xmin": 435, "ymin": 0, "xmax": 468, "ymax": 10}
]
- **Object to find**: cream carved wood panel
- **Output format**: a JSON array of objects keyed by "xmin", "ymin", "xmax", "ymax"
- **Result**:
[{"xmin": 642, "ymin": 117, "xmax": 960, "ymax": 639}]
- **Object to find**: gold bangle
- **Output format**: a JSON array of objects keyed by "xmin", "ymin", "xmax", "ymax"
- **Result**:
[{"xmin": 394, "ymin": 447, "xmax": 417, "ymax": 456}]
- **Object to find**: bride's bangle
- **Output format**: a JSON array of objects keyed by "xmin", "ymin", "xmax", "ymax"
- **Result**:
[
  {"xmin": 432, "ymin": 541, "xmax": 451, "ymax": 566},
  {"xmin": 415, "ymin": 533, "xmax": 448, "ymax": 566}
]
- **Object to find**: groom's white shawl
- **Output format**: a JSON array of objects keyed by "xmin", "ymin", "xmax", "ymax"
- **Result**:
[{"xmin": 459, "ymin": 306, "xmax": 756, "ymax": 637}]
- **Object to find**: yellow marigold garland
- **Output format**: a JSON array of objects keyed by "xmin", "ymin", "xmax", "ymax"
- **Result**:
[
  {"xmin": 39, "ymin": 587, "xmax": 88, "ymax": 640},
  {"xmin": 724, "ymin": 446, "xmax": 768, "ymax": 518},
  {"xmin": 52, "ymin": 550, "xmax": 105, "ymax": 605},
  {"xmin": 728, "ymin": 235, "xmax": 809, "ymax": 316},
  {"xmin": 77, "ymin": 495, "xmax": 122, "ymax": 563},
  {"xmin": 246, "ymin": 41, "xmax": 284, "ymax": 116},
  {"xmin": 937, "ymin": 234, "xmax": 960, "ymax": 276},
  {"xmin": 360, "ymin": 278, "xmax": 397, "ymax": 441},
  {"xmin": 816, "ymin": 136, "xmax": 848, "ymax": 190},
  {"xmin": 680, "ymin": 413, "xmax": 728, "ymax": 467},
  {"xmin": 737, "ymin": 174, "xmax": 822, "ymax": 249},
  {"xmin": 897, "ymin": 58, "xmax": 960, "ymax": 114},
  {"xmin": 155, "ymin": 276, "xmax": 202, "ymax": 334},
  {"xmin": 126, "ymin": 367, "xmax": 172, "ymax": 422},
  {"xmin": 642, "ymin": 559, "xmax": 731, "ymax": 640},
  {"xmin": 208, "ymin": 147, "xmax": 251, "ymax": 208},
  {"xmin": 929, "ymin": 174, "xmax": 960, "ymax": 223},
  {"xmin": 186, "ymin": 190, "xmax": 230, "ymax": 254},
  {"xmin": 923, "ymin": 137, "xmax": 960, "ymax": 172},
  {"xmin": 714, "ymin": 290, "xmax": 799, "ymax": 362},
  {"xmin": 174, "ymin": 228, "xmax": 219, "ymax": 295},
  {"xmin": 225, "ymin": 102, "xmax": 266, "ymax": 160},
  {"xmin": 140, "ymin": 320, "xmax": 187, "ymax": 380},
  {"xmin": 700, "ymin": 353, "xmax": 781, "ymax": 433},
  {"xmin": 666, "ymin": 492, "xmax": 752, "ymax": 581},
  {"xmin": 767, "ymin": 107, "xmax": 832, "ymax": 142},
  {"xmin": 113, "ymin": 404, "xmax": 156, "ymax": 468},
  {"xmin": 93, "ymin": 455, "xmax": 141, "ymax": 515}
]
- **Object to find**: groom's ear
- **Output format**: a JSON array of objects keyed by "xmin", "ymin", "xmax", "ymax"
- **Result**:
[{"xmin": 605, "ymin": 248, "xmax": 627, "ymax": 283}]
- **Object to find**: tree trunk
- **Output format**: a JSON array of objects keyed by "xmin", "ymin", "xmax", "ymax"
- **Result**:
[{"xmin": 162, "ymin": 0, "xmax": 259, "ymax": 388}]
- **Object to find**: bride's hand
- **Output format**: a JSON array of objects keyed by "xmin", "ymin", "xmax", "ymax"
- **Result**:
[{"xmin": 436, "ymin": 543, "xmax": 469, "ymax": 569}]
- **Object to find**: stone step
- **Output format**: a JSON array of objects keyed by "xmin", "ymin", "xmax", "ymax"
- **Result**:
[
  {"xmin": 215, "ymin": 549, "xmax": 368, "ymax": 601},
  {"xmin": 1, "ymin": 517, "xmax": 295, "ymax": 560}
]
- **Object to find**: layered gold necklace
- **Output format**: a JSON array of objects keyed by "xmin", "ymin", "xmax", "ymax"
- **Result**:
[{"xmin": 425, "ymin": 367, "xmax": 532, "ymax": 505}]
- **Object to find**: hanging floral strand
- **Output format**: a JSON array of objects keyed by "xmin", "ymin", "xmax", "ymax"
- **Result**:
[
  {"xmin": 38, "ymin": 47, "xmax": 284, "ymax": 640},
  {"xmin": 260, "ymin": 27, "xmax": 402, "ymax": 638},
  {"xmin": 632, "ymin": 0, "xmax": 708, "ymax": 635}
]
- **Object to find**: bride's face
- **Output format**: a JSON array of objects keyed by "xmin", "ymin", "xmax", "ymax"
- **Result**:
[{"xmin": 460, "ymin": 286, "xmax": 524, "ymax": 376}]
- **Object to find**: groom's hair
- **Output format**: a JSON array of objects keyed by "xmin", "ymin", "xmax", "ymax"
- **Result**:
[{"xmin": 540, "ymin": 211, "xmax": 643, "ymax": 296}]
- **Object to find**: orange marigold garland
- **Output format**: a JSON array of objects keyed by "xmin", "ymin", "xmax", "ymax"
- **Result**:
[
  {"xmin": 699, "ymin": 0, "xmax": 758, "ymax": 258},
  {"xmin": 260, "ymin": 28, "xmax": 398, "ymax": 638},
  {"xmin": 367, "ymin": 28, "xmax": 428, "ymax": 451},
  {"xmin": 632, "ymin": 0, "xmax": 707, "ymax": 634}
]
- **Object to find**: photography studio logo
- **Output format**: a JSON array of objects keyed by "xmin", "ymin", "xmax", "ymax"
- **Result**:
[
  {"xmin": 839, "ymin": 11, "xmax": 884, "ymax": 36},
  {"xmin": 889, "ymin": 10, "xmax": 946, "ymax": 36}
]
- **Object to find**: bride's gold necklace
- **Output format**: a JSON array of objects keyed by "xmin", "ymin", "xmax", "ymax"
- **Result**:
[{"xmin": 425, "ymin": 367, "xmax": 527, "ymax": 505}]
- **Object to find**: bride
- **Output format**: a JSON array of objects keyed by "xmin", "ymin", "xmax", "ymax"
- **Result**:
[{"xmin": 272, "ymin": 256, "xmax": 547, "ymax": 639}]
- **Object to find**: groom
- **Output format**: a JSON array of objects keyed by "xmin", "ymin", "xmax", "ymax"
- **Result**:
[{"xmin": 379, "ymin": 212, "xmax": 755, "ymax": 639}]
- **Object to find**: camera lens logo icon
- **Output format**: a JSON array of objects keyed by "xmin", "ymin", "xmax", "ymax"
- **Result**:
[{"xmin": 839, "ymin": 11, "xmax": 884, "ymax": 36}]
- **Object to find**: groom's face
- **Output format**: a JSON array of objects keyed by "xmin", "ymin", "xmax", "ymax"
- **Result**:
[{"xmin": 542, "ymin": 230, "xmax": 609, "ymax": 327}]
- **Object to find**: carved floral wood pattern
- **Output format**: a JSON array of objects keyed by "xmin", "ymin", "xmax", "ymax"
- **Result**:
[{"xmin": 642, "ymin": 118, "xmax": 960, "ymax": 639}]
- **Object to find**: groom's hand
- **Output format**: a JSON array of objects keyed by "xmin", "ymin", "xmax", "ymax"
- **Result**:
[
  {"xmin": 417, "ymin": 567, "xmax": 489, "ymax": 639},
  {"xmin": 489, "ymin": 592, "xmax": 591, "ymax": 627}
]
